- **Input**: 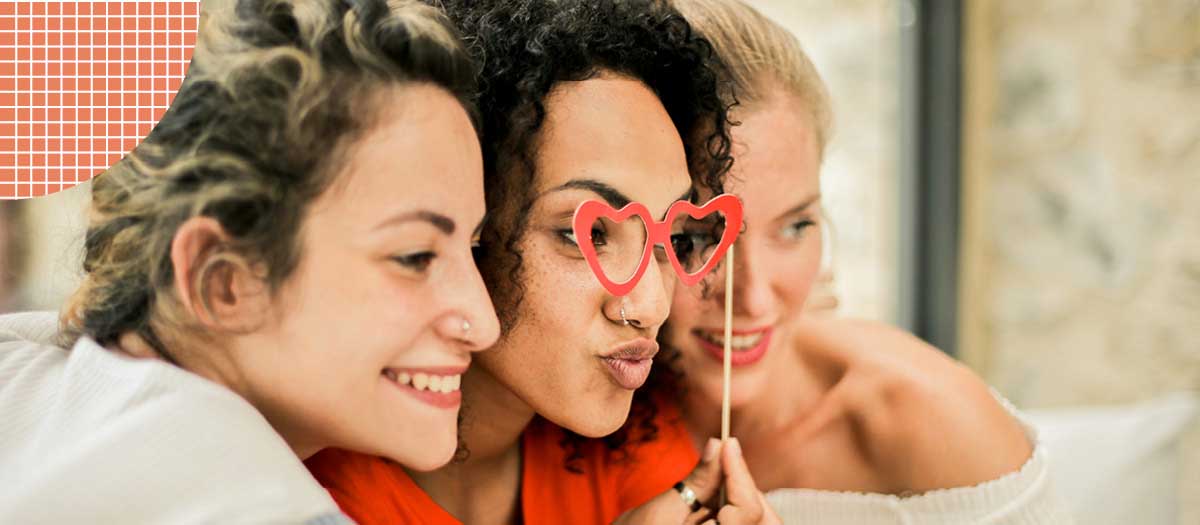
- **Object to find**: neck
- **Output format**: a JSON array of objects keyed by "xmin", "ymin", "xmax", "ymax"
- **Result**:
[{"xmin": 407, "ymin": 362, "xmax": 535, "ymax": 523}]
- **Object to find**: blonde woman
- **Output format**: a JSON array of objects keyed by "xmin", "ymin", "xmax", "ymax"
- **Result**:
[
  {"xmin": 661, "ymin": 0, "xmax": 1073, "ymax": 522},
  {"xmin": 0, "ymin": 0, "xmax": 499, "ymax": 522}
]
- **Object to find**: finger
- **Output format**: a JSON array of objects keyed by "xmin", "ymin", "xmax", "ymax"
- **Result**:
[
  {"xmin": 721, "ymin": 438, "xmax": 764, "ymax": 517},
  {"xmin": 717, "ymin": 503, "xmax": 763, "ymax": 525},
  {"xmin": 684, "ymin": 438, "xmax": 723, "ymax": 501},
  {"xmin": 757, "ymin": 490, "xmax": 782, "ymax": 525},
  {"xmin": 682, "ymin": 507, "xmax": 713, "ymax": 525}
]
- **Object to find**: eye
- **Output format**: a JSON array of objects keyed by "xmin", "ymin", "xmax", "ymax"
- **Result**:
[
  {"xmin": 391, "ymin": 251, "xmax": 437, "ymax": 272},
  {"xmin": 782, "ymin": 219, "xmax": 816, "ymax": 240},
  {"xmin": 670, "ymin": 233, "xmax": 696, "ymax": 260},
  {"xmin": 557, "ymin": 227, "xmax": 607, "ymax": 247},
  {"xmin": 671, "ymin": 232, "xmax": 720, "ymax": 264}
]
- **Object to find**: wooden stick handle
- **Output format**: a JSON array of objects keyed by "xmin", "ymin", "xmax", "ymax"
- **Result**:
[{"xmin": 719, "ymin": 244, "xmax": 734, "ymax": 508}]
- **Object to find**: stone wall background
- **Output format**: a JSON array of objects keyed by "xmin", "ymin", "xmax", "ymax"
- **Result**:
[{"xmin": 960, "ymin": 1, "xmax": 1200, "ymax": 522}]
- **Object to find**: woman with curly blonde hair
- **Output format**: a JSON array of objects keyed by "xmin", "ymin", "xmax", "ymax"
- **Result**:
[{"xmin": 0, "ymin": 0, "xmax": 499, "ymax": 522}]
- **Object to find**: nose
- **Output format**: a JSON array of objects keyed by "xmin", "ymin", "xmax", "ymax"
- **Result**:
[
  {"xmin": 436, "ymin": 256, "xmax": 501, "ymax": 352},
  {"xmin": 714, "ymin": 240, "xmax": 772, "ymax": 319},
  {"xmin": 609, "ymin": 255, "xmax": 673, "ymax": 330}
]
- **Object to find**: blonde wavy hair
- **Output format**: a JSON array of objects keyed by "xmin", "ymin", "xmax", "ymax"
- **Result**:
[
  {"xmin": 61, "ymin": 0, "xmax": 477, "ymax": 359},
  {"xmin": 672, "ymin": 0, "xmax": 832, "ymax": 155}
]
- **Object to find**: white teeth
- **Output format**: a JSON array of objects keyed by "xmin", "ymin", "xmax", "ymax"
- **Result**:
[
  {"xmin": 700, "ymin": 331, "xmax": 764, "ymax": 350},
  {"xmin": 412, "ymin": 373, "xmax": 430, "ymax": 391},
  {"xmin": 386, "ymin": 370, "xmax": 462, "ymax": 393}
]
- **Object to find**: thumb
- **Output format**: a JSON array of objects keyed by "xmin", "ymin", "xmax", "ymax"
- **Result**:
[{"xmin": 683, "ymin": 437, "xmax": 723, "ymax": 502}]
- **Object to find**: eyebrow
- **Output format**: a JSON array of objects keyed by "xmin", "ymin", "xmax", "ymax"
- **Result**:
[
  {"xmin": 548, "ymin": 179, "xmax": 631, "ymax": 209},
  {"xmin": 777, "ymin": 194, "xmax": 822, "ymax": 219},
  {"xmin": 373, "ymin": 210, "xmax": 456, "ymax": 235},
  {"xmin": 546, "ymin": 179, "xmax": 694, "ymax": 221}
]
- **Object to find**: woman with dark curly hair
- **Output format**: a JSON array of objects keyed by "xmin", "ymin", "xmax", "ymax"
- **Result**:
[
  {"xmin": 305, "ymin": 1, "xmax": 777, "ymax": 524},
  {"xmin": 0, "ymin": 0, "xmax": 499, "ymax": 522}
]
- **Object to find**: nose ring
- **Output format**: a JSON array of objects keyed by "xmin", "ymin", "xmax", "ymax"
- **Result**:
[{"xmin": 619, "ymin": 304, "xmax": 629, "ymax": 326}]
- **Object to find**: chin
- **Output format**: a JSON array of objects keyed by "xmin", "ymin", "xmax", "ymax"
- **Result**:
[
  {"xmin": 390, "ymin": 437, "xmax": 457, "ymax": 472},
  {"xmin": 689, "ymin": 366, "xmax": 760, "ymax": 410},
  {"xmin": 728, "ymin": 376, "xmax": 765, "ymax": 409},
  {"xmin": 553, "ymin": 394, "xmax": 632, "ymax": 438}
]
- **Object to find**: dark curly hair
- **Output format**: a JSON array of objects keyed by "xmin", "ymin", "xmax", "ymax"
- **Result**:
[{"xmin": 436, "ymin": 0, "xmax": 734, "ymax": 472}]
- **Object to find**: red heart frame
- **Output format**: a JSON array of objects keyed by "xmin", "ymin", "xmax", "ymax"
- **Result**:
[{"xmin": 572, "ymin": 194, "xmax": 743, "ymax": 296}]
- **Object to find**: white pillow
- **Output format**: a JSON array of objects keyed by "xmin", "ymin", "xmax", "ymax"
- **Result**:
[{"xmin": 1023, "ymin": 392, "xmax": 1198, "ymax": 525}]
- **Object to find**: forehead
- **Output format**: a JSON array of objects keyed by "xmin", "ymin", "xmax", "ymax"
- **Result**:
[
  {"xmin": 311, "ymin": 84, "xmax": 483, "ymax": 227},
  {"xmin": 532, "ymin": 75, "xmax": 692, "ymax": 213},
  {"xmin": 727, "ymin": 95, "xmax": 821, "ymax": 208}
]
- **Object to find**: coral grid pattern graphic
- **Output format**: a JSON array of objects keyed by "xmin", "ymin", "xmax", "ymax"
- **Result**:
[{"xmin": 0, "ymin": 1, "xmax": 198, "ymax": 199}]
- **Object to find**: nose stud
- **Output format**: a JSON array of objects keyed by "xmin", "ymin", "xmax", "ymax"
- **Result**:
[{"xmin": 461, "ymin": 318, "xmax": 472, "ymax": 337}]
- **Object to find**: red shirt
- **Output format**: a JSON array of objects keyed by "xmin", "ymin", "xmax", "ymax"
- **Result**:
[{"xmin": 305, "ymin": 400, "xmax": 697, "ymax": 524}]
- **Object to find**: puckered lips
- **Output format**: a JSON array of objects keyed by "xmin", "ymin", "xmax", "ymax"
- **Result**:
[{"xmin": 599, "ymin": 338, "xmax": 659, "ymax": 390}]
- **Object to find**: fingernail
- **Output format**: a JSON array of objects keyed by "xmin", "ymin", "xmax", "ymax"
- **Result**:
[
  {"xmin": 704, "ymin": 438, "xmax": 720, "ymax": 461},
  {"xmin": 728, "ymin": 437, "xmax": 742, "ymax": 456}
]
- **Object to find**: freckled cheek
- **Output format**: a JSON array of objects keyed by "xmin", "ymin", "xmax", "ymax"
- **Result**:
[{"xmin": 498, "ymin": 255, "xmax": 603, "ymax": 356}]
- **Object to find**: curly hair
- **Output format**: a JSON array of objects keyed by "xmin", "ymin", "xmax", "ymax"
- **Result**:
[
  {"xmin": 60, "ymin": 0, "xmax": 477, "ymax": 357},
  {"xmin": 436, "ymin": 0, "xmax": 734, "ymax": 472}
]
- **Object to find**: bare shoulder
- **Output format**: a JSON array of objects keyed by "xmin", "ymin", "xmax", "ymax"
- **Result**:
[{"xmin": 793, "ymin": 317, "xmax": 1033, "ymax": 493}]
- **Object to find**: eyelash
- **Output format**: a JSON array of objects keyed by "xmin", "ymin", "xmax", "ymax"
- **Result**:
[
  {"xmin": 782, "ymin": 219, "xmax": 817, "ymax": 239},
  {"xmin": 391, "ymin": 251, "xmax": 437, "ymax": 273},
  {"xmin": 556, "ymin": 227, "xmax": 607, "ymax": 248}
]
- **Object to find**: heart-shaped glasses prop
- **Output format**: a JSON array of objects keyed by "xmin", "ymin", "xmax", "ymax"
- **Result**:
[
  {"xmin": 571, "ymin": 194, "xmax": 743, "ymax": 297},
  {"xmin": 573, "ymin": 193, "xmax": 742, "ymax": 502}
]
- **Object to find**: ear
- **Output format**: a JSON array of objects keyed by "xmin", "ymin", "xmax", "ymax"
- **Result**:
[{"xmin": 169, "ymin": 217, "xmax": 270, "ymax": 333}]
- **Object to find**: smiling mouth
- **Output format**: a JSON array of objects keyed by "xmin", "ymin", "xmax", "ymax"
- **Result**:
[
  {"xmin": 382, "ymin": 367, "xmax": 466, "ymax": 409},
  {"xmin": 382, "ymin": 369, "xmax": 462, "ymax": 393},
  {"xmin": 692, "ymin": 327, "xmax": 774, "ymax": 367},
  {"xmin": 694, "ymin": 330, "xmax": 766, "ymax": 350}
]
